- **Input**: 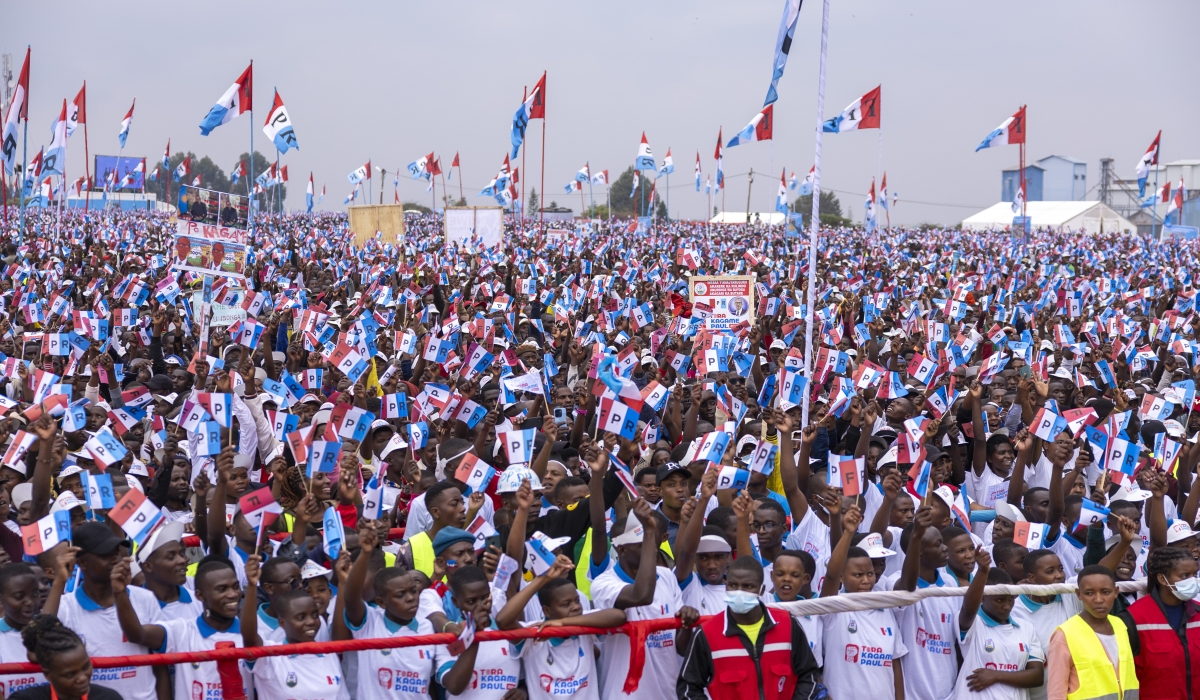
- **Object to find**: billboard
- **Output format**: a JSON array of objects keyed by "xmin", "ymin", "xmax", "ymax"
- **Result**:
[
  {"xmin": 444, "ymin": 206, "xmax": 503, "ymax": 248},
  {"xmin": 95, "ymin": 155, "xmax": 145, "ymax": 191},
  {"xmin": 689, "ymin": 275, "xmax": 756, "ymax": 331},
  {"xmin": 171, "ymin": 186, "xmax": 251, "ymax": 279}
]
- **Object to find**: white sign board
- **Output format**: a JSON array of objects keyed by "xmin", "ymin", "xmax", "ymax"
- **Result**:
[
  {"xmin": 190, "ymin": 292, "xmax": 247, "ymax": 328},
  {"xmin": 444, "ymin": 207, "xmax": 504, "ymax": 249}
]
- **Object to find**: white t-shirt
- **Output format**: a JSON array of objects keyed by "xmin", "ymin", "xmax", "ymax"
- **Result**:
[
  {"xmin": 159, "ymin": 615, "xmax": 252, "ymax": 700},
  {"xmin": 590, "ymin": 561, "xmax": 683, "ymax": 700},
  {"xmin": 57, "ymin": 585, "xmax": 161, "ymax": 700},
  {"xmin": 149, "ymin": 581, "xmax": 205, "ymax": 621},
  {"xmin": 884, "ymin": 571, "xmax": 961, "ymax": 700},
  {"xmin": 680, "ymin": 576, "xmax": 726, "ymax": 616},
  {"xmin": 520, "ymin": 627, "xmax": 601, "ymax": 700},
  {"xmin": 766, "ymin": 596, "xmax": 824, "ymax": 668},
  {"xmin": 256, "ymin": 602, "xmax": 332, "ymax": 643},
  {"xmin": 435, "ymin": 625, "xmax": 523, "ymax": 700},
  {"xmin": 785, "ymin": 507, "xmax": 832, "ymax": 592},
  {"xmin": 249, "ymin": 642, "xmax": 349, "ymax": 700},
  {"xmin": 346, "ymin": 606, "xmax": 450, "ymax": 700},
  {"xmin": 404, "ymin": 492, "xmax": 496, "ymax": 541},
  {"xmin": 1008, "ymin": 594, "xmax": 1082, "ymax": 700},
  {"xmin": 0, "ymin": 620, "xmax": 45, "ymax": 697},
  {"xmin": 1047, "ymin": 532, "xmax": 1086, "ymax": 579},
  {"xmin": 821, "ymin": 607, "xmax": 908, "ymax": 700},
  {"xmin": 965, "ymin": 467, "xmax": 1008, "ymax": 538},
  {"xmin": 955, "ymin": 610, "xmax": 1045, "ymax": 700}
]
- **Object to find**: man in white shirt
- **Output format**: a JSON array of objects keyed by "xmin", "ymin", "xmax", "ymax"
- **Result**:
[{"xmin": 131, "ymin": 521, "xmax": 203, "ymax": 621}]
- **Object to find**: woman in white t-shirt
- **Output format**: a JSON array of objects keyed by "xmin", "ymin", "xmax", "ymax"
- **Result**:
[{"xmin": 820, "ymin": 505, "xmax": 907, "ymax": 700}]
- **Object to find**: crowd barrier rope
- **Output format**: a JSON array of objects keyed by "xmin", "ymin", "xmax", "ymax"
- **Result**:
[{"xmin": 0, "ymin": 581, "xmax": 1145, "ymax": 699}]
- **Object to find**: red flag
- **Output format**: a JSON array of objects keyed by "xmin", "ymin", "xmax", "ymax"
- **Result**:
[
  {"xmin": 72, "ymin": 82, "xmax": 86, "ymax": 128},
  {"xmin": 529, "ymin": 71, "xmax": 546, "ymax": 119},
  {"xmin": 859, "ymin": 86, "xmax": 881, "ymax": 129},
  {"xmin": 451, "ymin": 152, "xmax": 460, "ymax": 168}
]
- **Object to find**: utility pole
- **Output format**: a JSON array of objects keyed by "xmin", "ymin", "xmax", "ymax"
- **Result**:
[
  {"xmin": 1098, "ymin": 158, "xmax": 1114, "ymax": 208},
  {"xmin": 745, "ymin": 168, "xmax": 754, "ymax": 224},
  {"xmin": 377, "ymin": 167, "xmax": 387, "ymax": 204}
]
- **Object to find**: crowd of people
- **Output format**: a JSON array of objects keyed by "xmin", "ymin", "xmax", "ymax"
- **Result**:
[{"xmin": 0, "ymin": 205, "xmax": 1197, "ymax": 700}]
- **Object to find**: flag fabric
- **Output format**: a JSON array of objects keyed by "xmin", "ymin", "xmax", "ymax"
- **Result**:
[
  {"xmin": 564, "ymin": 179, "xmax": 581, "ymax": 194},
  {"xmin": 797, "ymin": 165, "xmax": 814, "ymax": 195},
  {"xmin": 694, "ymin": 152, "xmax": 702, "ymax": 191},
  {"xmin": 658, "ymin": 149, "xmax": 675, "ymax": 178},
  {"xmin": 529, "ymin": 72, "xmax": 547, "ymax": 119},
  {"xmin": 173, "ymin": 156, "xmax": 190, "ymax": 182},
  {"xmin": 775, "ymin": 169, "xmax": 789, "ymax": 214},
  {"xmin": 162, "ymin": 140, "xmax": 171, "ymax": 169},
  {"xmin": 1, "ymin": 48, "xmax": 30, "ymax": 176},
  {"xmin": 119, "ymin": 160, "xmax": 145, "ymax": 190},
  {"xmin": 1011, "ymin": 179, "xmax": 1026, "ymax": 214},
  {"xmin": 322, "ymin": 506, "xmax": 344, "ymax": 559},
  {"xmin": 879, "ymin": 173, "xmax": 889, "ymax": 211},
  {"xmin": 828, "ymin": 454, "xmax": 865, "ymax": 496},
  {"xmin": 306, "ymin": 173, "xmax": 314, "ymax": 212},
  {"xmin": 263, "ymin": 89, "xmax": 298, "ymax": 153},
  {"xmin": 348, "ymin": 160, "xmax": 371, "ymax": 184},
  {"xmin": 239, "ymin": 487, "xmax": 283, "ymax": 544},
  {"xmin": 788, "ymin": 171, "xmax": 798, "ymax": 190},
  {"xmin": 199, "ymin": 64, "xmax": 253, "ymax": 136},
  {"xmin": 362, "ymin": 471, "xmax": 386, "ymax": 520},
  {"xmin": 407, "ymin": 153, "xmax": 430, "ymax": 180},
  {"xmin": 118, "ymin": 99, "xmax": 135, "ymax": 148},
  {"xmin": 764, "ymin": 0, "xmax": 804, "ymax": 105},
  {"xmin": 109, "ymin": 488, "xmax": 163, "ymax": 545},
  {"xmin": 448, "ymin": 151, "xmax": 460, "ymax": 177},
  {"xmin": 635, "ymin": 132, "xmax": 656, "ymax": 171},
  {"xmin": 1075, "ymin": 499, "xmax": 1110, "ymax": 530},
  {"xmin": 823, "ymin": 86, "xmax": 881, "ymax": 133},
  {"xmin": 1166, "ymin": 179, "xmax": 1185, "ymax": 225},
  {"xmin": 1135, "ymin": 130, "xmax": 1161, "ymax": 197},
  {"xmin": 575, "ymin": 162, "xmax": 590, "ymax": 183},
  {"xmin": 714, "ymin": 129, "xmax": 724, "ymax": 190},
  {"xmin": 1013, "ymin": 522, "xmax": 1049, "ymax": 549},
  {"xmin": 727, "ymin": 104, "xmax": 775, "ymax": 147},
  {"xmin": 510, "ymin": 87, "xmax": 540, "ymax": 159},
  {"xmin": 230, "ymin": 158, "xmax": 244, "ymax": 184},
  {"xmin": 630, "ymin": 171, "xmax": 638, "ymax": 198},
  {"xmin": 42, "ymin": 100, "xmax": 68, "ymax": 178},
  {"xmin": 68, "ymin": 82, "xmax": 85, "ymax": 137},
  {"xmin": 864, "ymin": 179, "xmax": 877, "ymax": 233},
  {"xmin": 592, "ymin": 169, "xmax": 608, "ymax": 186},
  {"xmin": 975, "ymin": 105, "xmax": 1027, "ymax": 151},
  {"xmin": 21, "ymin": 512, "xmax": 72, "ymax": 556}
]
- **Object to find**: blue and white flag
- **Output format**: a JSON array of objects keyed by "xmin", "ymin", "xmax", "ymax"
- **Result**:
[
  {"xmin": 630, "ymin": 171, "xmax": 639, "ymax": 198},
  {"xmin": 262, "ymin": 89, "xmax": 298, "ymax": 153},
  {"xmin": 322, "ymin": 506, "xmax": 344, "ymax": 560},
  {"xmin": 822, "ymin": 87, "xmax": 880, "ymax": 133},
  {"xmin": 727, "ymin": 105, "xmax": 775, "ymax": 147},
  {"xmin": 361, "ymin": 471, "xmax": 385, "ymax": 520},
  {"xmin": 575, "ymin": 162, "xmax": 590, "ymax": 183},
  {"xmin": 199, "ymin": 64, "xmax": 253, "ymax": 136},
  {"xmin": 306, "ymin": 173, "xmax": 314, "ymax": 213},
  {"xmin": 775, "ymin": 170, "xmax": 789, "ymax": 214},
  {"xmin": 407, "ymin": 153, "xmax": 431, "ymax": 180},
  {"xmin": 658, "ymin": 149, "xmax": 675, "ymax": 178},
  {"xmin": 118, "ymin": 99, "xmax": 135, "ymax": 148},
  {"xmin": 347, "ymin": 160, "xmax": 371, "ymax": 184},
  {"xmin": 42, "ymin": 100, "xmax": 68, "ymax": 178},
  {"xmin": 694, "ymin": 152, "xmax": 702, "ymax": 192},
  {"xmin": 1076, "ymin": 498, "xmax": 1110, "ymax": 531},
  {"xmin": 764, "ymin": 0, "xmax": 804, "ymax": 106},
  {"xmin": 1134, "ymin": 131, "xmax": 1160, "ymax": 197},
  {"xmin": 975, "ymin": 105, "xmax": 1026, "ymax": 151},
  {"xmin": 510, "ymin": 87, "xmax": 539, "ymax": 159},
  {"xmin": 634, "ymin": 132, "xmax": 656, "ymax": 171}
]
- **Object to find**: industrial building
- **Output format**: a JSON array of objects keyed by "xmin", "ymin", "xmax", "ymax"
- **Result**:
[{"xmin": 1001, "ymin": 155, "xmax": 1087, "ymax": 202}]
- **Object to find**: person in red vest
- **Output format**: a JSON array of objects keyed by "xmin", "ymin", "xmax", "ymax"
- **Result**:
[
  {"xmin": 1118, "ymin": 545, "xmax": 1200, "ymax": 699},
  {"xmin": 678, "ymin": 555, "xmax": 819, "ymax": 700}
]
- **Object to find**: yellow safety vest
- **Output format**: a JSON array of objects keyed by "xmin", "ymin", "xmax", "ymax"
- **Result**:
[
  {"xmin": 1058, "ymin": 614, "xmax": 1139, "ymax": 700},
  {"xmin": 409, "ymin": 530, "xmax": 435, "ymax": 578},
  {"xmin": 574, "ymin": 529, "xmax": 674, "ymax": 600}
]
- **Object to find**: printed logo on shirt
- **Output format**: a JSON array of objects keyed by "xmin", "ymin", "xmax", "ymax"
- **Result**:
[
  {"xmin": 647, "ymin": 630, "xmax": 674, "ymax": 649},
  {"xmin": 847, "ymin": 620, "xmax": 858, "ymax": 634},
  {"xmin": 915, "ymin": 627, "xmax": 952, "ymax": 655},
  {"xmin": 985, "ymin": 662, "xmax": 1021, "ymax": 671},
  {"xmin": 379, "ymin": 668, "xmax": 429, "ymax": 694},
  {"xmin": 92, "ymin": 667, "xmax": 139, "ymax": 682},
  {"xmin": 985, "ymin": 639, "xmax": 995, "ymax": 653},
  {"xmin": 190, "ymin": 680, "xmax": 223, "ymax": 700},
  {"xmin": 844, "ymin": 645, "xmax": 892, "ymax": 667},
  {"xmin": 539, "ymin": 673, "xmax": 589, "ymax": 696},
  {"xmin": 471, "ymin": 669, "xmax": 519, "ymax": 692},
  {"xmin": 286, "ymin": 672, "xmax": 298, "ymax": 688},
  {"xmin": 4, "ymin": 677, "xmax": 43, "ymax": 696}
]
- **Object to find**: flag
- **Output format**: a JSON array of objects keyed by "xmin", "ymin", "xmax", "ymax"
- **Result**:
[
  {"xmin": 564, "ymin": 179, "xmax": 581, "ymax": 194},
  {"xmin": 42, "ymin": 100, "xmax": 68, "ymax": 178},
  {"xmin": 727, "ymin": 104, "xmax": 775, "ymax": 147},
  {"xmin": 575, "ymin": 162, "xmax": 590, "ymax": 183},
  {"xmin": 68, "ymin": 82, "xmax": 85, "ymax": 137},
  {"xmin": 630, "ymin": 171, "xmax": 638, "ymax": 198},
  {"xmin": 20, "ymin": 512, "xmax": 72, "ymax": 556},
  {"xmin": 510, "ymin": 86, "xmax": 540, "ymax": 159},
  {"xmin": 797, "ymin": 165, "xmax": 814, "ymax": 196},
  {"xmin": 230, "ymin": 158, "xmax": 244, "ymax": 184},
  {"xmin": 1075, "ymin": 499, "xmax": 1110, "ymax": 530},
  {"xmin": 162, "ymin": 139, "xmax": 171, "ymax": 169},
  {"xmin": 191, "ymin": 174, "xmax": 200, "ymax": 187},
  {"xmin": 479, "ymin": 155, "xmax": 511, "ymax": 197},
  {"xmin": 775, "ymin": 169, "xmax": 788, "ymax": 214},
  {"xmin": 764, "ymin": 0, "xmax": 803, "ymax": 105},
  {"xmin": 109, "ymin": 488, "xmax": 163, "ymax": 545},
  {"xmin": 306, "ymin": 172, "xmax": 314, "ymax": 212},
  {"xmin": 362, "ymin": 471, "xmax": 386, "ymax": 520},
  {"xmin": 635, "ymin": 132, "xmax": 655, "ymax": 171},
  {"xmin": 119, "ymin": 160, "xmax": 145, "ymax": 190},
  {"xmin": 322, "ymin": 506, "xmax": 344, "ymax": 559},
  {"xmin": 262, "ymin": 89, "xmax": 298, "ymax": 152},
  {"xmin": 173, "ymin": 155, "xmax": 190, "ymax": 182},
  {"xmin": 823, "ymin": 86, "xmax": 881, "ymax": 133},
  {"xmin": 879, "ymin": 173, "xmax": 889, "ymax": 211},
  {"xmin": 1, "ymin": 48, "xmax": 29, "ymax": 176},
  {"xmin": 238, "ymin": 486, "xmax": 282, "ymax": 543},
  {"xmin": 592, "ymin": 169, "xmax": 608, "ymax": 186},
  {"xmin": 864, "ymin": 179, "xmax": 877, "ymax": 233},
  {"xmin": 828, "ymin": 454, "xmax": 865, "ymax": 496},
  {"xmin": 1166, "ymin": 178, "xmax": 1185, "ymax": 225},
  {"xmin": 714, "ymin": 128, "xmax": 724, "ymax": 189},
  {"xmin": 1011, "ymin": 179, "xmax": 1025, "ymax": 214},
  {"xmin": 448, "ymin": 151, "xmax": 460, "ymax": 177},
  {"xmin": 348, "ymin": 160, "xmax": 371, "ymax": 184},
  {"xmin": 975, "ymin": 105, "xmax": 1026, "ymax": 151},
  {"xmin": 1134, "ymin": 130, "xmax": 1161, "ymax": 197},
  {"xmin": 118, "ymin": 99, "xmax": 134, "ymax": 148},
  {"xmin": 1013, "ymin": 522, "xmax": 1049, "ymax": 549},
  {"xmin": 694, "ymin": 151, "xmax": 702, "ymax": 191},
  {"xmin": 658, "ymin": 149, "xmax": 675, "ymax": 178},
  {"xmin": 199, "ymin": 63, "xmax": 253, "ymax": 136}
]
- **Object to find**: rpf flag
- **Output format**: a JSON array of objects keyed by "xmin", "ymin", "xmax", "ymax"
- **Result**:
[
  {"xmin": 306, "ymin": 173, "xmax": 314, "ymax": 213},
  {"xmin": 828, "ymin": 454, "xmax": 865, "ymax": 496},
  {"xmin": 1013, "ymin": 521, "xmax": 1049, "ymax": 549},
  {"xmin": 1075, "ymin": 499, "xmax": 1110, "ymax": 531},
  {"xmin": 262, "ymin": 89, "xmax": 298, "ymax": 153},
  {"xmin": 407, "ymin": 153, "xmax": 430, "ymax": 180},
  {"xmin": 42, "ymin": 100, "xmax": 68, "ymax": 178},
  {"xmin": 575, "ymin": 162, "xmax": 590, "ymax": 183},
  {"xmin": 69, "ymin": 82, "xmax": 85, "ymax": 137},
  {"xmin": 715, "ymin": 466, "xmax": 751, "ymax": 491},
  {"xmin": 347, "ymin": 160, "xmax": 371, "ymax": 184},
  {"xmin": 238, "ymin": 486, "xmax": 283, "ymax": 536},
  {"xmin": 1011, "ymin": 179, "xmax": 1026, "ymax": 214},
  {"xmin": 727, "ymin": 104, "xmax": 774, "ymax": 147},
  {"xmin": 1, "ymin": 48, "xmax": 29, "ymax": 176},
  {"xmin": 822, "ymin": 86, "xmax": 881, "ymax": 133},
  {"xmin": 879, "ymin": 173, "xmax": 889, "ymax": 211},
  {"xmin": 108, "ymin": 488, "xmax": 163, "ymax": 545},
  {"xmin": 21, "ymin": 511, "xmax": 72, "ymax": 556},
  {"xmin": 864, "ymin": 179, "xmax": 877, "ymax": 233},
  {"xmin": 199, "ymin": 63, "xmax": 253, "ymax": 136},
  {"xmin": 1135, "ymin": 130, "xmax": 1161, "ymax": 197},
  {"xmin": 118, "ymin": 99, "xmax": 135, "ymax": 148},
  {"xmin": 775, "ymin": 169, "xmax": 788, "ymax": 214},
  {"xmin": 510, "ymin": 86, "xmax": 539, "ymax": 159},
  {"xmin": 975, "ymin": 105, "xmax": 1026, "ymax": 151},
  {"xmin": 764, "ymin": 0, "xmax": 803, "ymax": 105},
  {"xmin": 634, "ymin": 132, "xmax": 656, "ymax": 171},
  {"xmin": 592, "ymin": 169, "xmax": 608, "ymax": 186},
  {"xmin": 362, "ymin": 471, "xmax": 385, "ymax": 520},
  {"xmin": 694, "ymin": 151, "xmax": 702, "ymax": 191},
  {"xmin": 658, "ymin": 148, "xmax": 675, "ymax": 177},
  {"xmin": 83, "ymin": 472, "xmax": 117, "ymax": 511},
  {"xmin": 797, "ymin": 165, "xmax": 814, "ymax": 195},
  {"xmin": 322, "ymin": 506, "xmax": 345, "ymax": 560}
]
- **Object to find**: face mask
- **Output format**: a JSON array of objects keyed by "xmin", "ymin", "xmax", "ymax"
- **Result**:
[
  {"xmin": 1169, "ymin": 576, "xmax": 1200, "ymax": 602},
  {"xmin": 724, "ymin": 590, "xmax": 760, "ymax": 614}
]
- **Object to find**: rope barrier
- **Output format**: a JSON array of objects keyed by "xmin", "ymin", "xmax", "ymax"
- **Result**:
[
  {"xmin": 0, "ymin": 581, "xmax": 1145, "ymax": 699},
  {"xmin": 180, "ymin": 528, "xmax": 406, "ymax": 549}
]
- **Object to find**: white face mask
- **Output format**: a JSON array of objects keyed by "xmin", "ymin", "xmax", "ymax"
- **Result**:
[
  {"xmin": 724, "ymin": 590, "xmax": 760, "ymax": 614},
  {"xmin": 1168, "ymin": 575, "xmax": 1200, "ymax": 602}
]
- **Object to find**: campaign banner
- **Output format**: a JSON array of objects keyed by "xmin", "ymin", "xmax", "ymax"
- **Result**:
[
  {"xmin": 190, "ymin": 292, "xmax": 247, "ymax": 328},
  {"xmin": 178, "ymin": 186, "xmax": 250, "ymax": 229},
  {"xmin": 689, "ymin": 275, "xmax": 756, "ymax": 331},
  {"xmin": 172, "ymin": 222, "xmax": 249, "ymax": 282},
  {"xmin": 95, "ymin": 155, "xmax": 146, "ymax": 191}
]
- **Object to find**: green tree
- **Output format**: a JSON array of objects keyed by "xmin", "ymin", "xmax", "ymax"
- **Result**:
[
  {"xmin": 609, "ymin": 166, "xmax": 664, "ymax": 218},
  {"xmin": 402, "ymin": 201, "xmax": 431, "ymax": 214},
  {"xmin": 793, "ymin": 190, "xmax": 849, "ymax": 227},
  {"xmin": 528, "ymin": 187, "xmax": 539, "ymax": 213}
]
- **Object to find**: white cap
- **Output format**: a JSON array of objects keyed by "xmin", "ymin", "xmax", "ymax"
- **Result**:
[
  {"xmin": 136, "ymin": 521, "xmax": 186, "ymax": 565},
  {"xmin": 1110, "ymin": 483, "xmax": 1152, "ymax": 503},
  {"xmin": 57, "ymin": 465, "xmax": 84, "ymax": 484},
  {"xmin": 1165, "ymin": 419, "xmax": 1186, "ymax": 438},
  {"xmin": 1167, "ymin": 519, "xmax": 1198, "ymax": 544},
  {"xmin": 128, "ymin": 459, "xmax": 150, "ymax": 478},
  {"xmin": 50, "ymin": 491, "xmax": 85, "ymax": 514},
  {"xmin": 10, "ymin": 482, "xmax": 32, "ymax": 508},
  {"xmin": 301, "ymin": 559, "xmax": 333, "ymax": 581},
  {"xmin": 859, "ymin": 532, "xmax": 897, "ymax": 558},
  {"xmin": 770, "ymin": 339, "xmax": 786, "ymax": 350},
  {"xmin": 380, "ymin": 434, "xmax": 409, "ymax": 460},
  {"xmin": 697, "ymin": 534, "xmax": 732, "ymax": 554},
  {"xmin": 612, "ymin": 511, "xmax": 645, "ymax": 546},
  {"xmin": 497, "ymin": 467, "xmax": 542, "ymax": 494},
  {"xmin": 994, "ymin": 501, "xmax": 1027, "ymax": 523},
  {"xmin": 876, "ymin": 445, "xmax": 899, "ymax": 470},
  {"xmin": 932, "ymin": 485, "xmax": 956, "ymax": 512}
]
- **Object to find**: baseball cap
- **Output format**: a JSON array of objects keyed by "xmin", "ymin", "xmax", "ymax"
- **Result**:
[
  {"xmin": 612, "ymin": 511, "xmax": 645, "ymax": 546},
  {"xmin": 74, "ymin": 521, "xmax": 131, "ymax": 556},
  {"xmin": 50, "ymin": 491, "xmax": 86, "ymax": 514},
  {"xmin": 994, "ymin": 501, "xmax": 1026, "ymax": 524},
  {"xmin": 770, "ymin": 339, "xmax": 786, "ymax": 350},
  {"xmin": 131, "ymin": 521, "xmax": 185, "ymax": 577},
  {"xmin": 1110, "ymin": 483, "xmax": 1151, "ymax": 503},
  {"xmin": 1166, "ymin": 519, "xmax": 1198, "ymax": 544},
  {"xmin": 498, "ymin": 467, "xmax": 542, "ymax": 494},
  {"xmin": 380, "ymin": 434, "xmax": 409, "ymax": 460},
  {"xmin": 656, "ymin": 461, "xmax": 690, "ymax": 485},
  {"xmin": 697, "ymin": 535, "xmax": 732, "ymax": 554},
  {"xmin": 301, "ymin": 560, "xmax": 333, "ymax": 581},
  {"xmin": 859, "ymin": 532, "xmax": 897, "ymax": 558}
]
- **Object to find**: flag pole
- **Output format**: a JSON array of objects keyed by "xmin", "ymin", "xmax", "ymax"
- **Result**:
[
  {"xmin": 802, "ymin": 0, "xmax": 831, "ymax": 429},
  {"xmin": 1151, "ymin": 138, "xmax": 1160, "ymax": 239},
  {"xmin": 539, "ymin": 116, "xmax": 546, "ymax": 231},
  {"xmin": 457, "ymin": 161, "xmax": 463, "ymax": 203},
  {"xmin": 521, "ymin": 86, "xmax": 527, "ymax": 225},
  {"xmin": 248, "ymin": 60, "xmax": 255, "ymax": 236},
  {"xmin": 83, "ymin": 83, "xmax": 91, "ymax": 211},
  {"xmin": 19, "ymin": 112, "xmax": 27, "ymax": 247}
]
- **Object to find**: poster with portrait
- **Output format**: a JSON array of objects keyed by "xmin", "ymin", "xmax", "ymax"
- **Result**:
[
  {"xmin": 172, "ymin": 219, "xmax": 250, "ymax": 278},
  {"xmin": 218, "ymin": 193, "xmax": 250, "ymax": 229},
  {"xmin": 178, "ymin": 186, "xmax": 222, "ymax": 225},
  {"xmin": 689, "ymin": 275, "xmax": 755, "ymax": 331}
]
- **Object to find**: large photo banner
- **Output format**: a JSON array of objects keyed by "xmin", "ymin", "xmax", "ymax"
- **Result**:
[
  {"xmin": 95, "ymin": 155, "xmax": 146, "ymax": 191},
  {"xmin": 689, "ymin": 275, "xmax": 756, "ymax": 331},
  {"xmin": 172, "ymin": 186, "xmax": 251, "ymax": 278}
]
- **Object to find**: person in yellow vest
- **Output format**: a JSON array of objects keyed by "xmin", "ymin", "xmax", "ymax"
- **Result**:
[
  {"xmin": 396, "ymin": 481, "xmax": 467, "ymax": 578},
  {"xmin": 1046, "ymin": 564, "xmax": 1139, "ymax": 700}
]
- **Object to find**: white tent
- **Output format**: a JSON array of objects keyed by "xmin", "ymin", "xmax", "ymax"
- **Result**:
[
  {"xmin": 961, "ymin": 201, "xmax": 1135, "ymax": 234},
  {"xmin": 709, "ymin": 211, "xmax": 786, "ymax": 225}
]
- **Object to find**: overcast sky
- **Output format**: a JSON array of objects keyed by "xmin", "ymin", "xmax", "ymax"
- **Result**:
[{"xmin": 5, "ymin": 0, "xmax": 1198, "ymax": 225}]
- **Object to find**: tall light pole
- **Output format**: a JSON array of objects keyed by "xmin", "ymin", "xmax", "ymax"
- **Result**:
[{"xmin": 376, "ymin": 167, "xmax": 387, "ymax": 204}]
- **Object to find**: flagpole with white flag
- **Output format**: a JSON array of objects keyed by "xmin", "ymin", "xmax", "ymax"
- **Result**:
[{"xmin": 802, "ymin": 0, "xmax": 831, "ymax": 428}]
